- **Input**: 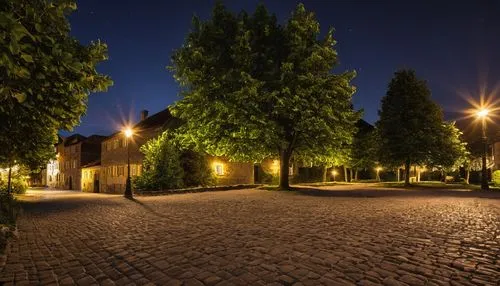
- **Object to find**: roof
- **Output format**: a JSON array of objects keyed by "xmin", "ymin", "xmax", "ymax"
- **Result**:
[
  {"xmin": 81, "ymin": 160, "xmax": 101, "ymax": 168},
  {"xmin": 103, "ymin": 107, "xmax": 182, "ymax": 141},
  {"xmin": 64, "ymin": 134, "xmax": 86, "ymax": 146},
  {"xmin": 134, "ymin": 108, "xmax": 175, "ymax": 130},
  {"xmin": 85, "ymin": 135, "xmax": 107, "ymax": 144}
]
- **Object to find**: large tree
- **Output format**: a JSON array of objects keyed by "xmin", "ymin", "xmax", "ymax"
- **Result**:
[
  {"xmin": 0, "ymin": 0, "xmax": 112, "ymax": 192},
  {"xmin": 170, "ymin": 3, "xmax": 359, "ymax": 189},
  {"xmin": 377, "ymin": 70, "xmax": 444, "ymax": 186}
]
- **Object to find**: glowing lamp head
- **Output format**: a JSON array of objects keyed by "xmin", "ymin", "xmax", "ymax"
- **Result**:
[
  {"xmin": 477, "ymin": 109, "xmax": 489, "ymax": 118},
  {"xmin": 376, "ymin": 167, "xmax": 382, "ymax": 172},
  {"xmin": 331, "ymin": 170, "xmax": 338, "ymax": 176},
  {"xmin": 124, "ymin": 128, "xmax": 133, "ymax": 138}
]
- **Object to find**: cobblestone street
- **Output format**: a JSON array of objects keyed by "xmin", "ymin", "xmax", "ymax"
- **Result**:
[{"xmin": 1, "ymin": 186, "xmax": 499, "ymax": 285}]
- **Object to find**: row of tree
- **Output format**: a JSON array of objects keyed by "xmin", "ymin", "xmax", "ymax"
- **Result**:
[
  {"xmin": 168, "ymin": 3, "xmax": 469, "ymax": 188},
  {"xmin": 1, "ymin": 1, "xmax": 470, "ymax": 192}
]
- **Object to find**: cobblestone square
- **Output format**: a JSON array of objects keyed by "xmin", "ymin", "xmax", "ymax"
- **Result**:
[{"xmin": 1, "ymin": 186, "xmax": 499, "ymax": 285}]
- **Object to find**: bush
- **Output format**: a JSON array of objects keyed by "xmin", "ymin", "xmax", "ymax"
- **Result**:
[
  {"xmin": 180, "ymin": 150, "xmax": 215, "ymax": 187},
  {"xmin": 134, "ymin": 131, "xmax": 216, "ymax": 191},
  {"xmin": 0, "ymin": 176, "xmax": 28, "ymax": 194},
  {"xmin": 493, "ymin": 170, "xmax": 500, "ymax": 187},
  {"xmin": 134, "ymin": 133, "xmax": 184, "ymax": 191}
]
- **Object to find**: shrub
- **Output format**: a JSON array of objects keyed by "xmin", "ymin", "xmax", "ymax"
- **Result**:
[
  {"xmin": 134, "ymin": 131, "xmax": 217, "ymax": 191},
  {"xmin": 493, "ymin": 170, "xmax": 500, "ymax": 187},
  {"xmin": 0, "ymin": 176, "xmax": 28, "ymax": 194},
  {"xmin": 134, "ymin": 132, "xmax": 184, "ymax": 191},
  {"xmin": 180, "ymin": 150, "xmax": 215, "ymax": 187}
]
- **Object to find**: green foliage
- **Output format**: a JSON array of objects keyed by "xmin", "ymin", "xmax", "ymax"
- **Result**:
[
  {"xmin": 350, "ymin": 120, "xmax": 378, "ymax": 171},
  {"xmin": 0, "ymin": 177, "xmax": 27, "ymax": 194},
  {"xmin": 180, "ymin": 150, "xmax": 215, "ymax": 187},
  {"xmin": 430, "ymin": 122, "xmax": 469, "ymax": 172},
  {"xmin": 134, "ymin": 131, "xmax": 215, "ymax": 191},
  {"xmin": 170, "ymin": 3, "xmax": 359, "ymax": 188},
  {"xmin": 134, "ymin": 132, "xmax": 184, "ymax": 191},
  {"xmin": 0, "ymin": 166, "xmax": 28, "ymax": 194},
  {"xmin": 0, "ymin": 0, "xmax": 112, "ymax": 171},
  {"xmin": 377, "ymin": 69, "xmax": 447, "ymax": 183},
  {"xmin": 493, "ymin": 170, "xmax": 500, "ymax": 187}
]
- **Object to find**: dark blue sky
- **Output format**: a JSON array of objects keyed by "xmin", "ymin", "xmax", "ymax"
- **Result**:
[{"xmin": 65, "ymin": 0, "xmax": 500, "ymax": 136}]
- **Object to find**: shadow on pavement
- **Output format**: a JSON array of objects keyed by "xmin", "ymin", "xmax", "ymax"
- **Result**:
[{"xmin": 127, "ymin": 197, "xmax": 169, "ymax": 218}]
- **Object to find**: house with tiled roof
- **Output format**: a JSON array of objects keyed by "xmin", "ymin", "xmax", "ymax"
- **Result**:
[
  {"xmin": 54, "ymin": 134, "xmax": 105, "ymax": 190},
  {"xmin": 99, "ymin": 108, "xmax": 254, "ymax": 194}
]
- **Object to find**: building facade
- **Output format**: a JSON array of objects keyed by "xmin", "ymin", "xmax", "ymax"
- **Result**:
[
  {"xmin": 81, "ymin": 162, "xmax": 101, "ymax": 192},
  {"xmin": 56, "ymin": 134, "xmax": 105, "ymax": 190},
  {"xmin": 100, "ymin": 109, "xmax": 255, "ymax": 193}
]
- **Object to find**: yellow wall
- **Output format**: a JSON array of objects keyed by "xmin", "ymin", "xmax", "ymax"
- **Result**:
[
  {"xmin": 210, "ymin": 157, "xmax": 254, "ymax": 185},
  {"xmin": 81, "ymin": 166, "xmax": 100, "ymax": 192}
]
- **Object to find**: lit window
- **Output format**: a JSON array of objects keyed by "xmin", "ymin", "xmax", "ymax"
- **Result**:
[{"xmin": 215, "ymin": 163, "xmax": 224, "ymax": 176}]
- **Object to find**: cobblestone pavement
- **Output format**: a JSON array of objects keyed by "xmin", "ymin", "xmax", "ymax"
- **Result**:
[{"xmin": 1, "ymin": 187, "xmax": 500, "ymax": 285}]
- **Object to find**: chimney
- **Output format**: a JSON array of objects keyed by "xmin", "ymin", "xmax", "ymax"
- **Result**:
[{"xmin": 140, "ymin": 110, "xmax": 149, "ymax": 121}]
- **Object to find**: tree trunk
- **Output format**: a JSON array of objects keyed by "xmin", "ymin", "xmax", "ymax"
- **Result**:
[
  {"xmin": 343, "ymin": 166, "xmax": 348, "ymax": 182},
  {"xmin": 279, "ymin": 150, "xmax": 291, "ymax": 190},
  {"xmin": 7, "ymin": 164, "xmax": 12, "ymax": 195},
  {"xmin": 465, "ymin": 168, "xmax": 470, "ymax": 184},
  {"xmin": 404, "ymin": 160, "xmax": 411, "ymax": 186},
  {"xmin": 397, "ymin": 168, "xmax": 400, "ymax": 182},
  {"xmin": 350, "ymin": 169, "xmax": 354, "ymax": 182},
  {"xmin": 321, "ymin": 165, "xmax": 327, "ymax": 183},
  {"xmin": 355, "ymin": 169, "xmax": 359, "ymax": 181}
]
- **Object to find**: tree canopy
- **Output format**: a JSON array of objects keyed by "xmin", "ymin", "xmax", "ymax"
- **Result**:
[
  {"xmin": 0, "ymin": 0, "xmax": 112, "ymax": 175},
  {"xmin": 377, "ymin": 69, "xmax": 445, "ymax": 185},
  {"xmin": 170, "ymin": 3, "xmax": 359, "ymax": 188}
]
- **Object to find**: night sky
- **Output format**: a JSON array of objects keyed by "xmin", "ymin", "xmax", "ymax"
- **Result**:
[{"xmin": 65, "ymin": 0, "xmax": 500, "ymax": 137}]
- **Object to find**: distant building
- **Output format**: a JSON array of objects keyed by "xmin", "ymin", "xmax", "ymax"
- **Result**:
[{"xmin": 57, "ymin": 134, "xmax": 105, "ymax": 190}]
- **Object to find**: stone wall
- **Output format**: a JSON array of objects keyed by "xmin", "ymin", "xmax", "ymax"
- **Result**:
[{"xmin": 209, "ymin": 157, "xmax": 254, "ymax": 185}]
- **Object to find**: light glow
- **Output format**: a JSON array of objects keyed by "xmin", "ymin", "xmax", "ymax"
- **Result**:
[
  {"xmin": 476, "ymin": 108, "xmax": 489, "ymax": 118},
  {"xmin": 123, "ymin": 127, "xmax": 134, "ymax": 138}
]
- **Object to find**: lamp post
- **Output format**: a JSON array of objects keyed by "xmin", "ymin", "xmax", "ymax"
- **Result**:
[
  {"xmin": 477, "ymin": 109, "xmax": 489, "ymax": 191},
  {"xmin": 124, "ymin": 127, "xmax": 134, "ymax": 198}
]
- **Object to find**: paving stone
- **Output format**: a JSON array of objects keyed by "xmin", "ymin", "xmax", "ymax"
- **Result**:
[{"xmin": 1, "ymin": 188, "xmax": 499, "ymax": 285}]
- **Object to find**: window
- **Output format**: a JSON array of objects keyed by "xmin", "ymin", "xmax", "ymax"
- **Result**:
[
  {"xmin": 107, "ymin": 167, "xmax": 112, "ymax": 176},
  {"xmin": 214, "ymin": 163, "xmax": 224, "ymax": 176},
  {"xmin": 65, "ymin": 161, "xmax": 69, "ymax": 170},
  {"xmin": 118, "ymin": 166, "xmax": 124, "ymax": 176},
  {"xmin": 131, "ymin": 165, "xmax": 137, "ymax": 176},
  {"xmin": 72, "ymin": 160, "xmax": 77, "ymax": 169},
  {"xmin": 112, "ymin": 166, "xmax": 117, "ymax": 177}
]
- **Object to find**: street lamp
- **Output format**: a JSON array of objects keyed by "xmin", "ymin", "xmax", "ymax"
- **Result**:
[
  {"xmin": 123, "ymin": 127, "xmax": 134, "ymax": 198},
  {"xmin": 477, "ymin": 108, "xmax": 489, "ymax": 191}
]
